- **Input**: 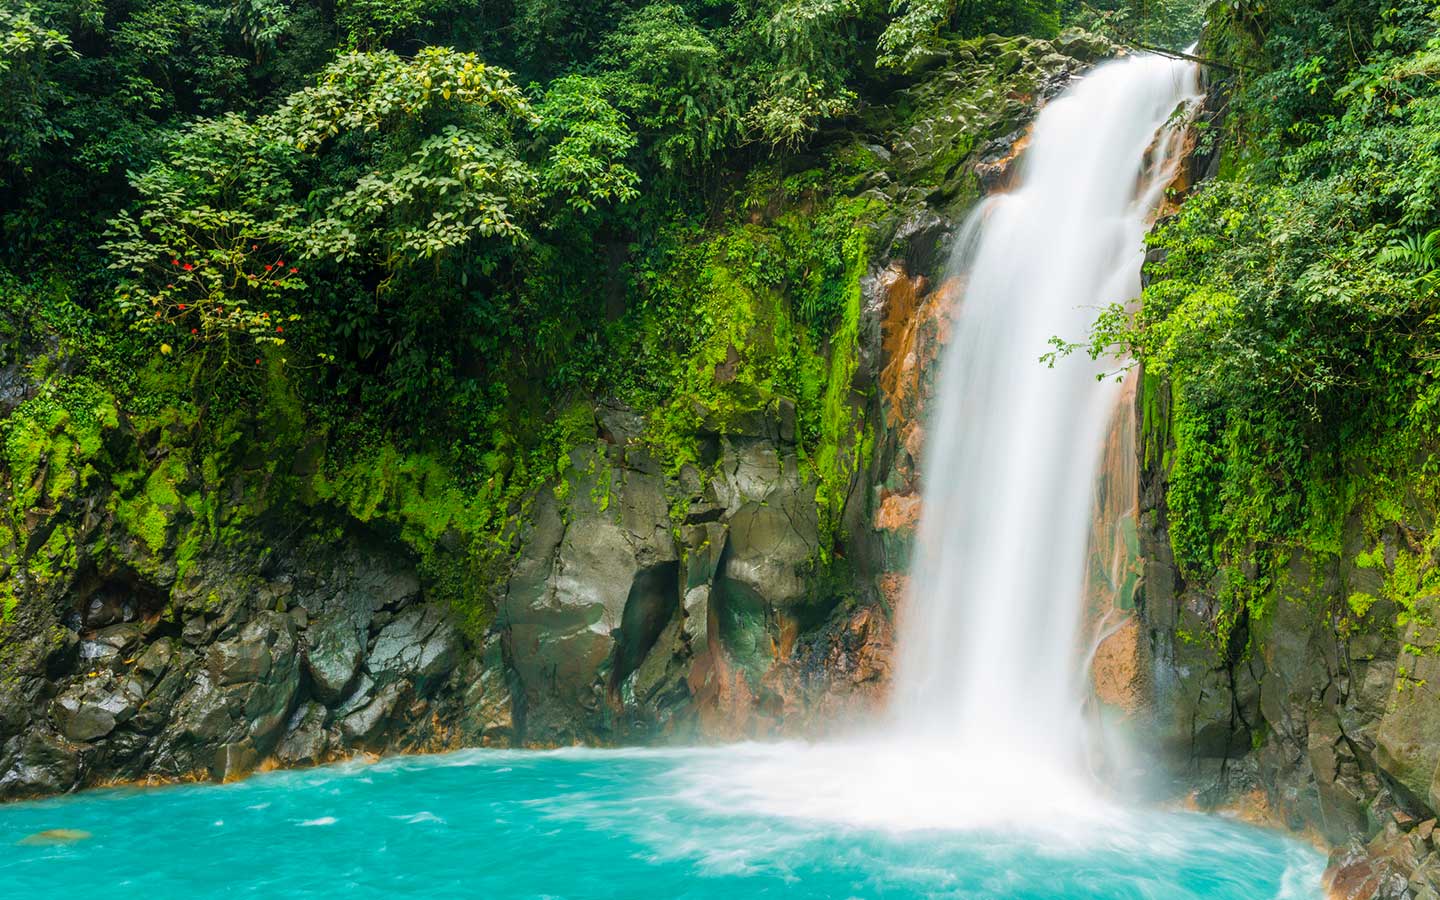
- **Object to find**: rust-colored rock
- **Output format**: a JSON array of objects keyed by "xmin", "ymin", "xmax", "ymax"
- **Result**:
[
  {"xmin": 875, "ymin": 491, "xmax": 922, "ymax": 533},
  {"xmin": 975, "ymin": 132, "xmax": 1032, "ymax": 193},
  {"xmin": 1091, "ymin": 616, "xmax": 1147, "ymax": 715},
  {"xmin": 878, "ymin": 573, "xmax": 908, "ymax": 613},
  {"xmin": 878, "ymin": 266, "xmax": 960, "ymax": 433}
]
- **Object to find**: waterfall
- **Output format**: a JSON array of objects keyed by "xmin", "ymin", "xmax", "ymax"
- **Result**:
[
  {"xmin": 680, "ymin": 51, "xmax": 1201, "ymax": 832},
  {"xmin": 888, "ymin": 51, "xmax": 1201, "ymax": 790}
]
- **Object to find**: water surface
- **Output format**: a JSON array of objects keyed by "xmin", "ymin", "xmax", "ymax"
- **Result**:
[{"xmin": 0, "ymin": 746, "xmax": 1324, "ymax": 898}]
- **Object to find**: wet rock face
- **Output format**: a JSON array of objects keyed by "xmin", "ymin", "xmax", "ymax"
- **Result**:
[
  {"xmin": 501, "ymin": 410, "xmax": 849, "ymax": 743},
  {"xmin": 1374, "ymin": 601, "xmax": 1440, "ymax": 810},
  {"xmin": 1134, "ymin": 404, "xmax": 1440, "ymax": 897},
  {"xmin": 1133, "ymin": 426, "xmax": 1440, "ymax": 894},
  {"xmin": 1125, "ymin": 77, "xmax": 1440, "ymax": 897},
  {"xmin": 0, "ymin": 528, "xmax": 509, "ymax": 798}
]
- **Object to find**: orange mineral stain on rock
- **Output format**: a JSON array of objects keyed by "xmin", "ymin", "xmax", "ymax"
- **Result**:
[
  {"xmin": 878, "ymin": 266, "xmax": 960, "ymax": 432},
  {"xmin": 875, "ymin": 491, "xmax": 922, "ymax": 533},
  {"xmin": 901, "ymin": 422, "xmax": 925, "ymax": 464},
  {"xmin": 1091, "ymin": 616, "xmax": 1147, "ymax": 715},
  {"xmin": 878, "ymin": 573, "xmax": 908, "ymax": 613},
  {"xmin": 811, "ymin": 603, "xmax": 897, "ymax": 720},
  {"xmin": 975, "ymin": 131, "xmax": 1032, "ymax": 194}
]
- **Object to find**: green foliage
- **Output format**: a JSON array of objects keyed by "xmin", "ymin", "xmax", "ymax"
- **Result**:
[
  {"xmin": 1063, "ymin": 0, "xmax": 1206, "ymax": 48},
  {"xmin": 740, "ymin": 0, "xmax": 867, "ymax": 148},
  {"xmin": 879, "ymin": 0, "xmax": 1060, "ymax": 68},
  {"xmin": 273, "ymin": 47, "xmax": 535, "ymax": 150},
  {"xmin": 878, "ymin": 0, "xmax": 954, "ymax": 68},
  {"xmin": 336, "ymin": 0, "xmax": 477, "ymax": 49},
  {"xmin": 603, "ymin": 4, "xmax": 739, "ymax": 172},
  {"xmin": 1073, "ymin": 0, "xmax": 1440, "ymax": 643},
  {"xmin": 104, "ymin": 48, "xmax": 544, "ymax": 376},
  {"xmin": 533, "ymin": 75, "xmax": 641, "ymax": 212},
  {"xmin": 0, "ymin": 2, "xmax": 75, "ymax": 181},
  {"xmin": 104, "ymin": 114, "xmax": 304, "ymax": 364}
]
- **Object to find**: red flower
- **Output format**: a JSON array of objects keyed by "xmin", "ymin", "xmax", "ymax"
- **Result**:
[
  {"xmin": 278, "ymin": 260, "xmax": 285, "ymax": 267},
  {"xmin": 182, "ymin": 263, "xmax": 194, "ymax": 271},
  {"xmin": 171, "ymin": 259, "xmax": 179, "ymax": 266},
  {"xmin": 166, "ymin": 284, "xmax": 175, "ymax": 289},
  {"xmin": 271, "ymin": 280, "xmax": 280, "ymax": 286},
  {"xmin": 252, "ymin": 244, "xmax": 258, "ymax": 251},
  {"xmin": 276, "ymin": 326, "xmax": 283, "ymax": 333},
  {"xmin": 265, "ymin": 264, "xmax": 273, "ymax": 271},
  {"xmin": 255, "ymin": 359, "xmax": 261, "ymax": 365},
  {"xmin": 191, "ymin": 328, "xmax": 198, "ymax": 334},
  {"xmin": 289, "ymin": 267, "xmax": 298, "ymax": 274},
  {"xmin": 178, "ymin": 304, "xmax": 186, "ymax": 310}
]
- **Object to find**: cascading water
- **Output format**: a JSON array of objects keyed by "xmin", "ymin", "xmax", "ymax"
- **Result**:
[
  {"xmin": 888, "ymin": 49, "xmax": 1202, "ymax": 792},
  {"xmin": 679, "ymin": 50, "xmax": 1206, "ymax": 832}
]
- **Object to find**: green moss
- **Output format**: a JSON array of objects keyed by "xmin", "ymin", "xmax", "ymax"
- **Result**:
[
  {"xmin": 315, "ymin": 446, "xmax": 481, "ymax": 544},
  {"xmin": 143, "ymin": 457, "xmax": 185, "ymax": 507},
  {"xmin": 808, "ymin": 230, "xmax": 870, "ymax": 559},
  {"xmin": 1347, "ymin": 591, "xmax": 1379, "ymax": 620},
  {"xmin": 1, "ymin": 377, "xmax": 118, "ymax": 523},
  {"xmin": 1139, "ymin": 370, "xmax": 1170, "ymax": 470},
  {"xmin": 113, "ymin": 491, "xmax": 172, "ymax": 554},
  {"xmin": 26, "ymin": 523, "xmax": 77, "ymax": 590},
  {"xmin": 307, "ymin": 399, "xmax": 599, "ymax": 641}
]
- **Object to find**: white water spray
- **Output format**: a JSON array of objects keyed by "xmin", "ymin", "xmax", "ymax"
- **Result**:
[
  {"xmin": 888, "ymin": 49, "xmax": 1201, "ymax": 792},
  {"xmin": 684, "ymin": 52, "xmax": 1201, "ymax": 832}
]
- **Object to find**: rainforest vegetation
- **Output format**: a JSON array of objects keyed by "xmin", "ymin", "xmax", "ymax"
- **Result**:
[
  {"xmin": 1073, "ymin": 0, "xmax": 1440, "ymax": 648},
  {"xmin": 2, "ymin": 0, "xmax": 1436, "ymax": 642},
  {"xmin": 0, "ymin": 0, "xmax": 1202, "ymax": 622}
]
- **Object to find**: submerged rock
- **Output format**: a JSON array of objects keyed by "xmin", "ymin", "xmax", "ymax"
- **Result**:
[{"xmin": 18, "ymin": 829, "xmax": 92, "ymax": 846}]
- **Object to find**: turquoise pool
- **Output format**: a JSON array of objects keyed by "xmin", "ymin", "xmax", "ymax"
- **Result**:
[{"xmin": 0, "ymin": 746, "xmax": 1324, "ymax": 898}]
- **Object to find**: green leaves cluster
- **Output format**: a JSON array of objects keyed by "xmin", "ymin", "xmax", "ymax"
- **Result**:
[
  {"xmin": 1062, "ymin": 0, "xmax": 1205, "ymax": 49},
  {"xmin": 103, "ymin": 47, "xmax": 637, "ymax": 377},
  {"xmin": 0, "ymin": 2, "xmax": 75, "ymax": 181},
  {"xmin": 1077, "ymin": 0, "xmax": 1440, "ymax": 633}
]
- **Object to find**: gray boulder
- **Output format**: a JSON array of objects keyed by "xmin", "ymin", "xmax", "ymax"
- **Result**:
[
  {"xmin": 276, "ymin": 702, "xmax": 331, "ymax": 765},
  {"xmin": 369, "ymin": 605, "xmax": 461, "ymax": 695},
  {"xmin": 305, "ymin": 615, "xmax": 365, "ymax": 704},
  {"xmin": 51, "ymin": 677, "xmax": 138, "ymax": 742}
]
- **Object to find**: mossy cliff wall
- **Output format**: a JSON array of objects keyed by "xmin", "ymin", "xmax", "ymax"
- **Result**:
[
  {"xmin": 1134, "ymin": 372, "xmax": 1440, "ymax": 897},
  {"xmin": 0, "ymin": 34, "xmax": 1112, "ymax": 798},
  {"xmin": 1125, "ymin": 78, "xmax": 1440, "ymax": 899}
]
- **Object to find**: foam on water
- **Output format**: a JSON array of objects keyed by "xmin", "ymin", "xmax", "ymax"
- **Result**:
[{"xmin": 0, "ymin": 748, "xmax": 1323, "ymax": 898}]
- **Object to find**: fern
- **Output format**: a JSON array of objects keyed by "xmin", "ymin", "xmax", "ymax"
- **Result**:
[{"xmin": 1378, "ymin": 229, "xmax": 1440, "ymax": 283}]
